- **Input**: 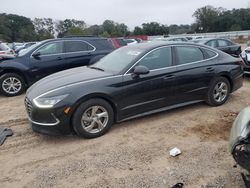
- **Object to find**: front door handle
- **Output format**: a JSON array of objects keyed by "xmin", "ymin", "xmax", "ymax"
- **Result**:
[
  {"xmin": 206, "ymin": 67, "xmax": 215, "ymax": 72},
  {"xmin": 164, "ymin": 75, "xmax": 175, "ymax": 80},
  {"xmin": 57, "ymin": 57, "xmax": 63, "ymax": 60}
]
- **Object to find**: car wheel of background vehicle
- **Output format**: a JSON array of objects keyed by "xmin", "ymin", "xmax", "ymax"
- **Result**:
[
  {"xmin": 0, "ymin": 73, "xmax": 25, "ymax": 97},
  {"xmin": 206, "ymin": 77, "xmax": 231, "ymax": 106},
  {"xmin": 72, "ymin": 98, "xmax": 114, "ymax": 138}
]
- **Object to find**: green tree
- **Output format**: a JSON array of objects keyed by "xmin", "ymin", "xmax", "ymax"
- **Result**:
[
  {"xmin": 33, "ymin": 18, "xmax": 54, "ymax": 40},
  {"xmin": 56, "ymin": 19, "xmax": 86, "ymax": 37},
  {"xmin": 133, "ymin": 26, "xmax": 144, "ymax": 35},
  {"xmin": 141, "ymin": 22, "xmax": 168, "ymax": 35},
  {"xmin": 193, "ymin": 6, "xmax": 224, "ymax": 32},
  {"xmin": 0, "ymin": 13, "xmax": 36, "ymax": 42}
]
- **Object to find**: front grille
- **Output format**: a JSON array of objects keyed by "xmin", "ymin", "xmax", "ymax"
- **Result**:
[{"xmin": 24, "ymin": 97, "xmax": 33, "ymax": 118}]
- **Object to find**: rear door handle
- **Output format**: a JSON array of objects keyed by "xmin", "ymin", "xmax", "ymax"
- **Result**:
[
  {"xmin": 164, "ymin": 75, "xmax": 175, "ymax": 80},
  {"xmin": 57, "ymin": 57, "xmax": 63, "ymax": 60},
  {"xmin": 206, "ymin": 67, "xmax": 215, "ymax": 72}
]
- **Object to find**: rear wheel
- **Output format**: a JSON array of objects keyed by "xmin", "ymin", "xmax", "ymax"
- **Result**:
[
  {"xmin": 206, "ymin": 77, "xmax": 231, "ymax": 106},
  {"xmin": 0, "ymin": 73, "xmax": 25, "ymax": 96},
  {"xmin": 72, "ymin": 98, "xmax": 114, "ymax": 138}
]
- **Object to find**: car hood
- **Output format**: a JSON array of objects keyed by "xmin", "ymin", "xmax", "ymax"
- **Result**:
[{"xmin": 26, "ymin": 66, "xmax": 114, "ymax": 98}]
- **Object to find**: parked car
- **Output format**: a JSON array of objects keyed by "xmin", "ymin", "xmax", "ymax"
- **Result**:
[
  {"xmin": 0, "ymin": 36, "xmax": 114, "ymax": 96},
  {"xmin": 153, "ymin": 37, "xmax": 188, "ymax": 42},
  {"xmin": 193, "ymin": 38, "xmax": 241, "ymax": 57},
  {"xmin": 241, "ymin": 47, "xmax": 250, "ymax": 74},
  {"xmin": 15, "ymin": 42, "xmax": 37, "ymax": 54},
  {"xmin": 0, "ymin": 54, "xmax": 15, "ymax": 61},
  {"xmin": 0, "ymin": 42, "xmax": 15, "ymax": 56},
  {"xmin": 124, "ymin": 38, "xmax": 138, "ymax": 45},
  {"xmin": 229, "ymin": 107, "xmax": 250, "ymax": 186},
  {"xmin": 25, "ymin": 41, "xmax": 243, "ymax": 138},
  {"xmin": 109, "ymin": 38, "xmax": 127, "ymax": 49},
  {"xmin": 12, "ymin": 42, "xmax": 24, "ymax": 51}
]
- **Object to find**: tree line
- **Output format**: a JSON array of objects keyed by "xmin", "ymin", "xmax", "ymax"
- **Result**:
[{"xmin": 0, "ymin": 5, "xmax": 249, "ymax": 42}]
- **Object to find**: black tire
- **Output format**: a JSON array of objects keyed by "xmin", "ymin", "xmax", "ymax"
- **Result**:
[
  {"xmin": 206, "ymin": 77, "xmax": 231, "ymax": 106},
  {"xmin": 72, "ymin": 98, "xmax": 114, "ymax": 138},
  {"xmin": 0, "ymin": 73, "xmax": 26, "ymax": 97}
]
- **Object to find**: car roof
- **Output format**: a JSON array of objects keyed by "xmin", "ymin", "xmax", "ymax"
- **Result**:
[
  {"xmin": 193, "ymin": 38, "xmax": 231, "ymax": 43},
  {"xmin": 41, "ymin": 37, "xmax": 108, "ymax": 43},
  {"xmin": 124, "ymin": 41, "xmax": 209, "ymax": 51}
]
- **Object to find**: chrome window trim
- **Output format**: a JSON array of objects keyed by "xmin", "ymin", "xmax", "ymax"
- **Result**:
[
  {"xmin": 124, "ymin": 44, "xmax": 219, "ymax": 75},
  {"xmin": 30, "ymin": 39, "xmax": 96, "ymax": 58}
]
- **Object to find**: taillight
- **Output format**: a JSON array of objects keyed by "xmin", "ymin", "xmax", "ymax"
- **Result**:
[{"xmin": 0, "ymin": 52, "xmax": 6, "ymax": 55}]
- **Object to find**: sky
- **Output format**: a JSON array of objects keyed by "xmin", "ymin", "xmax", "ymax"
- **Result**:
[{"xmin": 1, "ymin": 0, "xmax": 250, "ymax": 29}]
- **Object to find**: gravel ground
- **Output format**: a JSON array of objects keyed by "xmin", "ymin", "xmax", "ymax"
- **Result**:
[{"xmin": 0, "ymin": 78, "xmax": 249, "ymax": 188}]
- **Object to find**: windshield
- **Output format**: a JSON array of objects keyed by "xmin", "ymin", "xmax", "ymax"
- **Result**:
[
  {"xmin": 91, "ymin": 46, "xmax": 144, "ymax": 74},
  {"xmin": 18, "ymin": 42, "xmax": 42, "ymax": 56}
]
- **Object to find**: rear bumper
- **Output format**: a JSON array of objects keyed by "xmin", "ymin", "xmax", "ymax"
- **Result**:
[{"xmin": 232, "ymin": 74, "xmax": 243, "ymax": 92}]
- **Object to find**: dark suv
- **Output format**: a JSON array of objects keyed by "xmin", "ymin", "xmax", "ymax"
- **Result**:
[{"xmin": 0, "ymin": 37, "xmax": 114, "ymax": 96}]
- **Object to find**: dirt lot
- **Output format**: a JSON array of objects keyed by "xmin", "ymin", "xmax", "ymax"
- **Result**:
[{"xmin": 0, "ymin": 78, "xmax": 250, "ymax": 188}]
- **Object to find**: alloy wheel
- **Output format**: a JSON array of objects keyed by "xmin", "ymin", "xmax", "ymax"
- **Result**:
[
  {"xmin": 213, "ymin": 81, "xmax": 228, "ymax": 103},
  {"xmin": 2, "ymin": 77, "xmax": 22, "ymax": 95},
  {"xmin": 81, "ymin": 105, "xmax": 109, "ymax": 134}
]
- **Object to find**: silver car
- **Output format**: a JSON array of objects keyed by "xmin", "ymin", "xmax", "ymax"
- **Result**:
[{"xmin": 230, "ymin": 107, "xmax": 250, "ymax": 185}]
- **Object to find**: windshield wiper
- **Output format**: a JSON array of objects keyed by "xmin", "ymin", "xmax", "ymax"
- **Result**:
[{"xmin": 89, "ymin": 66, "xmax": 104, "ymax": 71}]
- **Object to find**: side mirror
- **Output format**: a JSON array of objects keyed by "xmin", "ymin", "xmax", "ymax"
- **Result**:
[
  {"xmin": 133, "ymin": 65, "xmax": 150, "ymax": 76},
  {"xmin": 32, "ymin": 52, "xmax": 41, "ymax": 59}
]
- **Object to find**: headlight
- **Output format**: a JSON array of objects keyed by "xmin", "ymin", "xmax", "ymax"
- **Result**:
[{"xmin": 33, "ymin": 94, "xmax": 68, "ymax": 108}]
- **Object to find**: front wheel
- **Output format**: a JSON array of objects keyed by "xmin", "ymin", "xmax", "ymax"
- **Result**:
[
  {"xmin": 72, "ymin": 98, "xmax": 114, "ymax": 138},
  {"xmin": 0, "ymin": 73, "xmax": 25, "ymax": 97},
  {"xmin": 206, "ymin": 77, "xmax": 231, "ymax": 106}
]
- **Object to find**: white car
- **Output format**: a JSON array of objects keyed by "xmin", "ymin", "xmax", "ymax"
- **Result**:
[
  {"xmin": 241, "ymin": 46, "xmax": 250, "ymax": 74},
  {"xmin": 0, "ymin": 42, "xmax": 15, "ymax": 56},
  {"xmin": 124, "ymin": 39, "xmax": 138, "ymax": 45}
]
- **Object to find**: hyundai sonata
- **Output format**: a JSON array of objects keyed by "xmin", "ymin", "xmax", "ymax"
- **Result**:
[{"xmin": 25, "ymin": 42, "xmax": 244, "ymax": 138}]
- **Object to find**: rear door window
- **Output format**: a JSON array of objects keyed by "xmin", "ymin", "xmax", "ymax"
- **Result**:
[
  {"xmin": 202, "ymin": 49, "xmax": 217, "ymax": 59},
  {"xmin": 65, "ymin": 41, "xmax": 94, "ymax": 53},
  {"xmin": 217, "ymin": 39, "xmax": 230, "ymax": 47},
  {"xmin": 206, "ymin": 40, "xmax": 217, "ymax": 48},
  {"xmin": 175, "ymin": 46, "xmax": 204, "ymax": 65},
  {"xmin": 137, "ymin": 47, "xmax": 172, "ymax": 70}
]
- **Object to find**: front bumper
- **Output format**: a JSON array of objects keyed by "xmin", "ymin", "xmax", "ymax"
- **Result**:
[
  {"xmin": 25, "ymin": 97, "xmax": 72, "ymax": 135},
  {"xmin": 230, "ymin": 107, "xmax": 250, "ymax": 172},
  {"xmin": 244, "ymin": 67, "xmax": 250, "ymax": 75}
]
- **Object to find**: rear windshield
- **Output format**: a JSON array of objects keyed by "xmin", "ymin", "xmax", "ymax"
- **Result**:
[{"xmin": 91, "ymin": 39, "xmax": 114, "ymax": 50}]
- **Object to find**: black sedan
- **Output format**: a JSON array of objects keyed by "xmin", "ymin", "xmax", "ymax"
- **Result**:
[
  {"xmin": 193, "ymin": 38, "xmax": 242, "ymax": 57},
  {"xmin": 25, "ymin": 42, "xmax": 244, "ymax": 138}
]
